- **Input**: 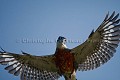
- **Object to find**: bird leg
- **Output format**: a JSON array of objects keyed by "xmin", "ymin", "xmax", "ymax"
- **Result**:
[
  {"xmin": 64, "ymin": 70, "xmax": 77, "ymax": 80},
  {"xmin": 71, "ymin": 70, "xmax": 76, "ymax": 80}
]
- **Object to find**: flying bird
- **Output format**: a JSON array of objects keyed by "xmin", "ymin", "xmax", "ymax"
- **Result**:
[{"xmin": 0, "ymin": 11, "xmax": 120, "ymax": 80}]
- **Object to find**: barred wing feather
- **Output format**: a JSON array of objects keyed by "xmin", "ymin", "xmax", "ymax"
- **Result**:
[
  {"xmin": 0, "ymin": 51, "xmax": 60, "ymax": 80},
  {"xmin": 72, "ymin": 11, "xmax": 120, "ymax": 71}
]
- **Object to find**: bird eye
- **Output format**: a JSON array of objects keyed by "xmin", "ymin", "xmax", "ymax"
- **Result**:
[{"xmin": 64, "ymin": 39, "xmax": 67, "ymax": 42}]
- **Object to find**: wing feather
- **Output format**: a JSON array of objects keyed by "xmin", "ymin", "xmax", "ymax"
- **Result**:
[
  {"xmin": 71, "ymin": 12, "xmax": 120, "ymax": 71},
  {"xmin": 0, "ymin": 51, "xmax": 60, "ymax": 80}
]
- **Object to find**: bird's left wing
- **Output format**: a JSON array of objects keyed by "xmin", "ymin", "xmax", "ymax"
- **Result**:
[
  {"xmin": 71, "ymin": 12, "xmax": 120, "ymax": 71},
  {"xmin": 0, "ymin": 50, "xmax": 60, "ymax": 80}
]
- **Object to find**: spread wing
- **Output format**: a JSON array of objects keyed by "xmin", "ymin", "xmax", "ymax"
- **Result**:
[
  {"xmin": 71, "ymin": 11, "xmax": 120, "ymax": 71},
  {"xmin": 0, "ymin": 50, "xmax": 60, "ymax": 80}
]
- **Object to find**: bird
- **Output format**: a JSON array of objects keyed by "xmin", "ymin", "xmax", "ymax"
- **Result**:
[{"xmin": 0, "ymin": 11, "xmax": 120, "ymax": 80}]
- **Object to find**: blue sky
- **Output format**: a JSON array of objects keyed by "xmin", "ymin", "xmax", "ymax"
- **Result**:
[{"xmin": 0, "ymin": 0, "xmax": 120, "ymax": 80}]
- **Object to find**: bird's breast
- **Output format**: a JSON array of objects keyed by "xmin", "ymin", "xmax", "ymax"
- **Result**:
[{"xmin": 54, "ymin": 49, "xmax": 75, "ymax": 74}]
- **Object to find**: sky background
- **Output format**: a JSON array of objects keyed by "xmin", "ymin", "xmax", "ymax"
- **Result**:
[{"xmin": 0, "ymin": 0, "xmax": 120, "ymax": 80}]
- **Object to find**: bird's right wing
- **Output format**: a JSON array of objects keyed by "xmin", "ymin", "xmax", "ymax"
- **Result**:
[{"xmin": 0, "ymin": 50, "xmax": 60, "ymax": 80}]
